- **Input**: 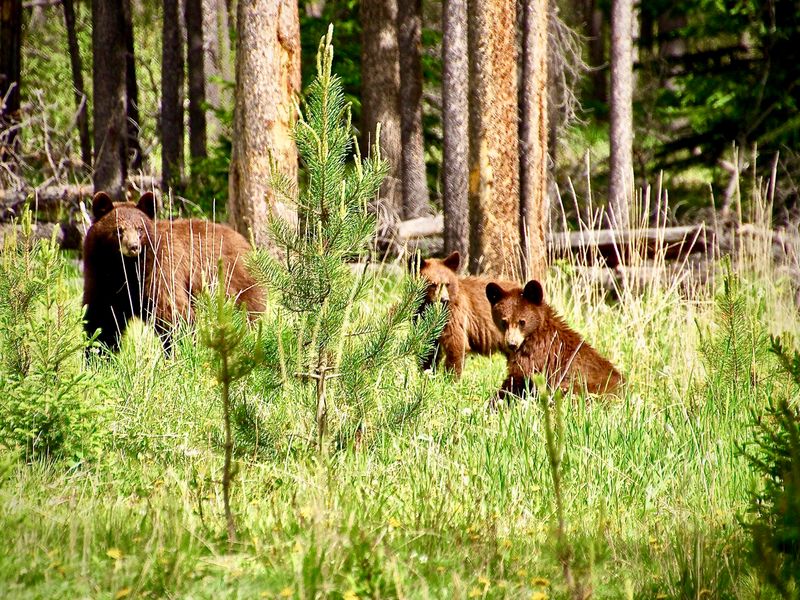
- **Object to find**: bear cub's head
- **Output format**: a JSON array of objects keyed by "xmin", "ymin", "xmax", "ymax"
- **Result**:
[
  {"xmin": 410, "ymin": 251, "xmax": 462, "ymax": 305},
  {"xmin": 485, "ymin": 280, "xmax": 545, "ymax": 351},
  {"xmin": 90, "ymin": 191, "xmax": 157, "ymax": 258}
]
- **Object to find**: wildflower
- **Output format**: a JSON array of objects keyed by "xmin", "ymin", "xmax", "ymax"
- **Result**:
[
  {"xmin": 468, "ymin": 587, "xmax": 483, "ymax": 598},
  {"xmin": 531, "ymin": 577, "xmax": 550, "ymax": 587},
  {"xmin": 343, "ymin": 590, "xmax": 358, "ymax": 600},
  {"xmin": 106, "ymin": 548, "xmax": 123, "ymax": 560},
  {"xmin": 388, "ymin": 517, "xmax": 402, "ymax": 529},
  {"xmin": 279, "ymin": 587, "xmax": 293, "ymax": 598},
  {"xmin": 531, "ymin": 592, "xmax": 548, "ymax": 600},
  {"xmin": 114, "ymin": 589, "xmax": 131, "ymax": 600},
  {"xmin": 477, "ymin": 576, "xmax": 490, "ymax": 586}
]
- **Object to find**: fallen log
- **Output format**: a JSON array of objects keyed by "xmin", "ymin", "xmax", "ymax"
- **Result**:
[
  {"xmin": 394, "ymin": 214, "xmax": 714, "ymax": 267},
  {"xmin": 0, "ymin": 177, "xmax": 160, "ymax": 222}
]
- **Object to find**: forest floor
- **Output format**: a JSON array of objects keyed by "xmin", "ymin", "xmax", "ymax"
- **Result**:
[{"xmin": 1, "ymin": 227, "xmax": 798, "ymax": 599}]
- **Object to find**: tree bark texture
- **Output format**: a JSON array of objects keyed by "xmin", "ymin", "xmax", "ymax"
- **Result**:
[
  {"xmin": 123, "ymin": 0, "xmax": 143, "ymax": 170},
  {"xmin": 0, "ymin": 0, "xmax": 22, "ymax": 166},
  {"xmin": 162, "ymin": 0, "xmax": 185, "ymax": 190},
  {"xmin": 360, "ymin": 0, "xmax": 403, "ymax": 217},
  {"xmin": 228, "ymin": 0, "xmax": 300, "ymax": 247},
  {"xmin": 467, "ymin": 0, "xmax": 520, "ymax": 277},
  {"xmin": 92, "ymin": 0, "xmax": 128, "ymax": 200},
  {"xmin": 201, "ymin": 0, "xmax": 234, "ymax": 143},
  {"xmin": 397, "ymin": 0, "xmax": 429, "ymax": 219},
  {"xmin": 62, "ymin": 0, "xmax": 91, "ymax": 169},
  {"xmin": 518, "ymin": 0, "xmax": 549, "ymax": 282},
  {"xmin": 586, "ymin": 0, "xmax": 606, "ymax": 104},
  {"xmin": 186, "ymin": 0, "xmax": 207, "ymax": 163},
  {"xmin": 441, "ymin": 0, "xmax": 469, "ymax": 260},
  {"xmin": 609, "ymin": 0, "xmax": 633, "ymax": 229}
]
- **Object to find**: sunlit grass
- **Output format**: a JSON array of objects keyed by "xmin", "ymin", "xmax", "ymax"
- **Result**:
[{"xmin": 1, "ymin": 185, "xmax": 798, "ymax": 598}]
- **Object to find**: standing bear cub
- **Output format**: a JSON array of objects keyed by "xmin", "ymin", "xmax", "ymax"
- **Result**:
[
  {"xmin": 83, "ymin": 191, "xmax": 264, "ymax": 352},
  {"xmin": 486, "ymin": 280, "xmax": 623, "ymax": 399},
  {"xmin": 412, "ymin": 251, "xmax": 508, "ymax": 377}
]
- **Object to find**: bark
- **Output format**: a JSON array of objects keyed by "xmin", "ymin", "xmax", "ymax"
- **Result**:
[
  {"xmin": 123, "ymin": 0, "xmax": 143, "ymax": 170},
  {"xmin": 201, "ymin": 0, "xmax": 221, "ymax": 138},
  {"xmin": 609, "ymin": 0, "xmax": 633, "ymax": 229},
  {"xmin": 62, "ymin": 0, "xmax": 91, "ymax": 169},
  {"xmin": 228, "ymin": 0, "xmax": 300, "ymax": 248},
  {"xmin": 162, "ymin": 0, "xmax": 185, "ymax": 191},
  {"xmin": 518, "ymin": 0, "xmax": 549, "ymax": 281},
  {"xmin": 467, "ymin": 0, "xmax": 520, "ymax": 276},
  {"xmin": 92, "ymin": 0, "xmax": 128, "ymax": 200},
  {"xmin": 586, "ymin": 0, "xmax": 606, "ymax": 104},
  {"xmin": 360, "ymin": 0, "xmax": 403, "ymax": 217},
  {"xmin": 397, "ymin": 0, "xmax": 429, "ymax": 219},
  {"xmin": 0, "ymin": 0, "xmax": 22, "ymax": 166},
  {"xmin": 186, "ymin": 0, "xmax": 207, "ymax": 163},
  {"xmin": 441, "ymin": 0, "xmax": 469, "ymax": 260}
]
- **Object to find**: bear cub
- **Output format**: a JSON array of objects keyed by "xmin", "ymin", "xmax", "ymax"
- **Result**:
[
  {"xmin": 413, "ymin": 251, "xmax": 508, "ymax": 377},
  {"xmin": 485, "ymin": 279, "xmax": 623, "ymax": 399},
  {"xmin": 83, "ymin": 191, "xmax": 264, "ymax": 352}
]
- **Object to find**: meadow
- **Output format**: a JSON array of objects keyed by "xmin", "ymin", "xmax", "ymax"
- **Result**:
[{"xmin": 1, "ymin": 187, "xmax": 798, "ymax": 600}]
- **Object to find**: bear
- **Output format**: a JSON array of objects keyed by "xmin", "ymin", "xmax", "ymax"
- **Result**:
[
  {"xmin": 411, "ymin": 251, "xmax": 509, "ymax": 378},
  {"xmin": 485, "ymin": 279, "xmax": 623, "ymax": 400},
  {"xmin": 83, "ymin": 191, "xmax": 265, "ymax": 352}
]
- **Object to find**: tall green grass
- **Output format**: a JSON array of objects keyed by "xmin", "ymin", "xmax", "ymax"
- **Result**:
[{"xmin": 1, "ymin": 175, "xmax": 798, "ymax": 599}]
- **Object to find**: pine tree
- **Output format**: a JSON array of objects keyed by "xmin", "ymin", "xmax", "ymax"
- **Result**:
[{"xmin": 250, "ymin": 28, "xmax": 445, "ymax": 454}]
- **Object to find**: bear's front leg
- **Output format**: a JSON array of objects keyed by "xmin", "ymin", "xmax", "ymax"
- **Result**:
[{"xmin": 442, "ymin": 326, "xmax": 468, "ymax": 379}]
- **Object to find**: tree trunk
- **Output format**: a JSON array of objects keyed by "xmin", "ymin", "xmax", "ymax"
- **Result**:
[
  {"xmin": 360, "ymin": 0, "xmax": 403, "ymax": 218},
  {"xmin": 186, "ymin": 0, "xmax": 207, "ymax": 165},
  {"xmin": 518, "ymin": 0, "xmax": 549, "ymax": 282},
  {"xmin": 397, "ymin": 0, "xmax": 429, "ymax": 219},
  {"xmin": 0, "ymin": 0, "xmax": 22, "ymax": 168},
  {"xmin": 201, "ymin": 0, "xmax": 221, "ymax": 139},
  {"xmin": 123, "ymin": 0, "xmax": 143, "ymax": 171},
  {"xmin": 162, "ymin": 0, "xmax": 185, "ymax": 192},
  {"xmin": 62, "ymin": 0, "xmax": 91, "ymax": 169},
  {"xmin": 228, "ymin": 0, "xmax": 300, "ymax": 247},
  {"xmin": 92, "ymin": 0, "xmax": 128, "ymax": 200},
  {"xmin": 467, "ymin": 0, "xmax": 520, "ymax": 276},
  {"xmin": 586, "ymin": 0, "xmax": 606, "ymax": 104},
  {"xmin": 608, "ymin": 0, "xmax": 633, "ymax": 229},
  {"xmin": 441, "ymin": 0, "xmax": 469, "ymax": 260}
]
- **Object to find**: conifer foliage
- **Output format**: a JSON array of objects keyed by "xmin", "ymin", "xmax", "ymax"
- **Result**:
[{"xmin": 250, "ymin": 27, "xmax": 445, "ymax": 453}]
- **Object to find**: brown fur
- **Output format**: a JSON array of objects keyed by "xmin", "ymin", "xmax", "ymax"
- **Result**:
[
  {"xmin": 413, "ymin": 251, "xmax": 507, "ymax": 377},
  {"xmin": 83, "ymin": 191, "xmax": 264, "ymax": 351},
  {"xmin": 486, "ymin": 280, "xmax": 623, "ymax": 399}
]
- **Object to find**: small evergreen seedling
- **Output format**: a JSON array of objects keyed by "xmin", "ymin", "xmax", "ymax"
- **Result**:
[
  {"xmin": 198, "ymin": 263, "xmax": 263, "ymax": 546},
  {"xmin": 250, "ymin": 27, "xmax": 445, "ymax": 454}
]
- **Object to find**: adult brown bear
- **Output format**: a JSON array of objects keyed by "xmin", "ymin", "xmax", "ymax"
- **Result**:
[
  {"xmin": 412, "ymin": 251, "xmax": 507, "ymax": 377},
  {"xmin": 485, "ymin": 279, "xmax": 623, "ymax": 400},
  {"xmin": 83, "ymin": 191, "xmax": 264, "ymax": 352}
]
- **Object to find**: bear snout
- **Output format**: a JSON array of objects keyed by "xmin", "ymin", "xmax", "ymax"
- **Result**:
[
  {"xmin": 121, "ymin": 237, "xmax": 142, "ymax": 256},
  {"xmin": 504, "ymin": 327, "xmax": 525, "ymax": 351}
]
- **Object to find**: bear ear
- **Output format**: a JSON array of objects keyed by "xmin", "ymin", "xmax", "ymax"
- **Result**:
[
  {"xmin": 136, "ymin": 192, "xmax": 157, "ymax": 219},
  {"xmin": 485, "ymin": 282, "xmax": 505, "ymax": 306},
  {"xmin": 91, "ymin": 192, "xmax": 114, "ymax": 221},
  {"xmin": 407, "ymin": 252, "xmax": 426, "ymax": 274},
  {"xmin": 442, "ymin": 251, "xmax": 461, "ymax": 272},
  {"xmin": 522, "ymin": 280, "xmax": 544, "ymax": 305}
]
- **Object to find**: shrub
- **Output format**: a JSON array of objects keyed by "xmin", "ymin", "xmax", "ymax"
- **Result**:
[
  {"xmin": 743, "ymin": 336, "xmax": 800, "ymax": 598},
  {"xmin": 249, "ymin": 28, "xmax": 445, "ymax": 454},
  {"xmin": 0, "ymin": 212, "xmax": 106, "ymax": 462}
]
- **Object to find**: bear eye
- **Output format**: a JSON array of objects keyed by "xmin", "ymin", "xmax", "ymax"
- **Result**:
[
  {"xmin": 500, "ymin": 318, "xmax": 508, "ymax": 328},
  {"xmin": 116, "ymin": 226, "xmax": 123, "ymax": 236},
  {"xmin": 519, "ymin": 319, "xmax": 526, "ymax": 327}
]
